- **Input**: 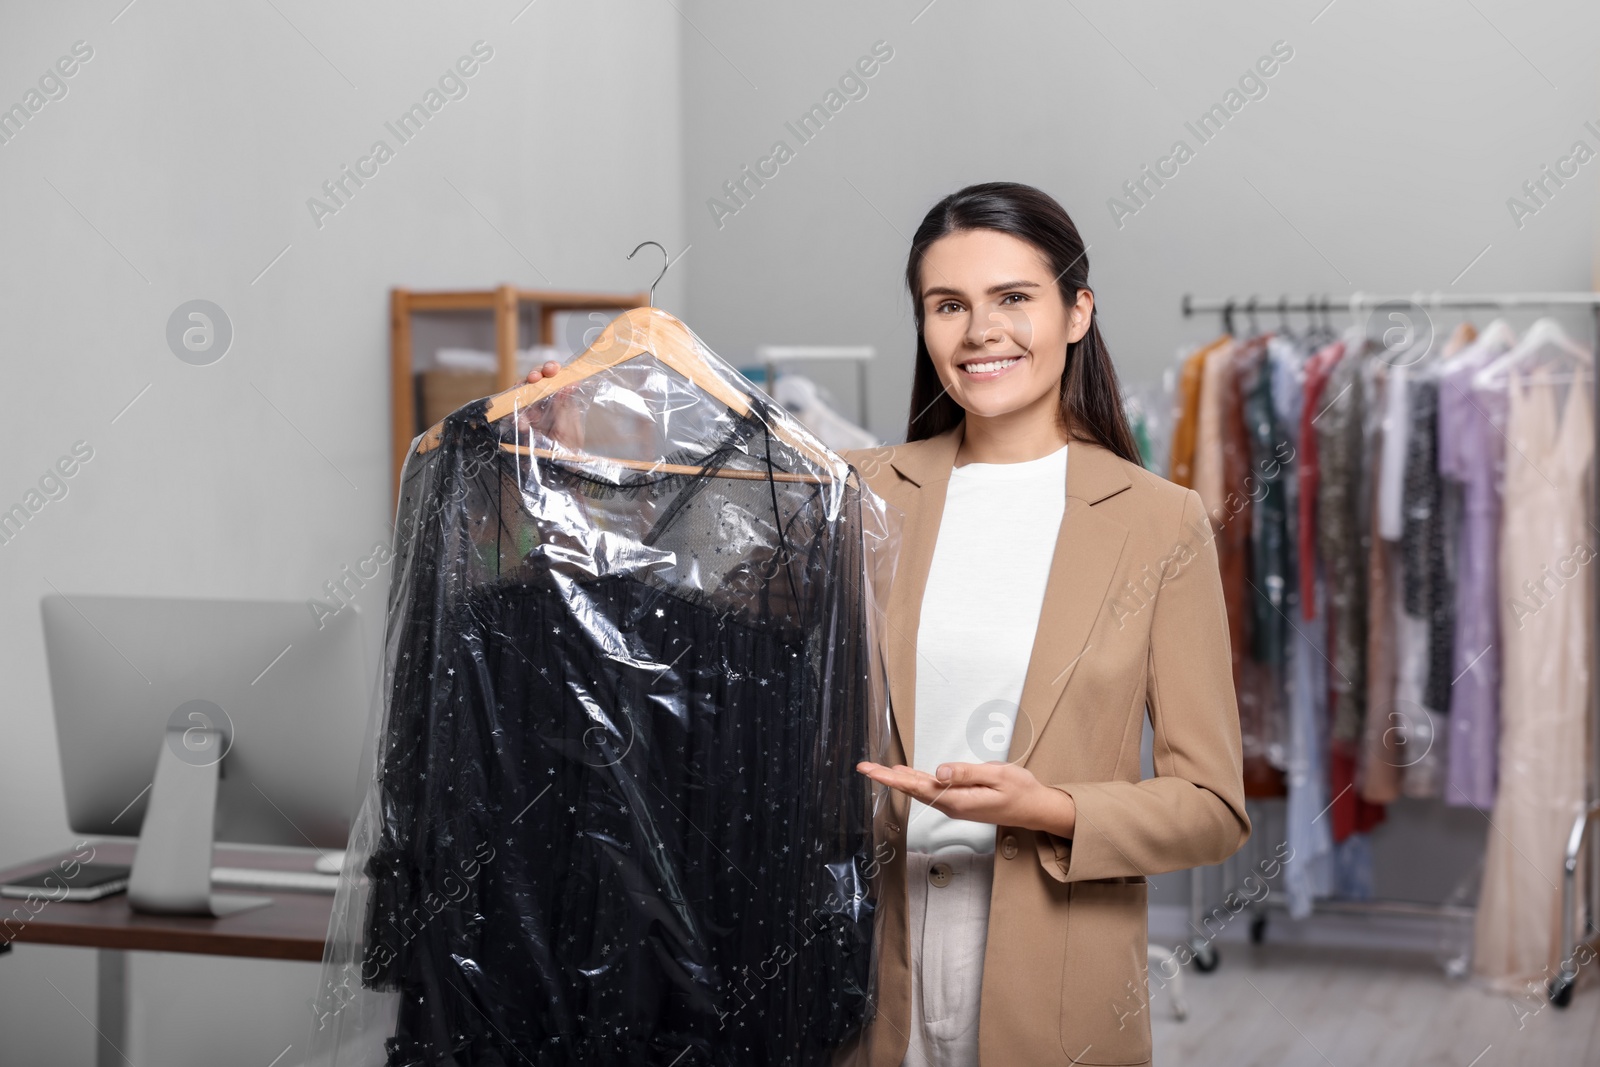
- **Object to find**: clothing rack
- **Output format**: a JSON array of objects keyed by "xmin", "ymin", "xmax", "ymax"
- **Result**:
[
  {"xmin": 1178, "ymin": 291, "xmax": 1600, "ymax": 1007},
  {"xmin": 753, "ymin": 344, "xmax": 876, "ymax": 426}
]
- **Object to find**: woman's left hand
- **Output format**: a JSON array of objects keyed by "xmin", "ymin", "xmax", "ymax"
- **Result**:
[{"xmin": 855, "ymin": 759, "xmax": 1076, "ymax": 838}]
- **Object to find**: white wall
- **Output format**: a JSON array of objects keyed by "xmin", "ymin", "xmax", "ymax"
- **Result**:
[{"xmin": 0, "ymin": 1, "xmax": 683, "ymax": 1063}]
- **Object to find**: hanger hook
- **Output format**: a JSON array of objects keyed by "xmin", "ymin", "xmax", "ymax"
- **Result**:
[{"xmin": 627, "ymin": 240, "xmax": 670, "ymax": 308}]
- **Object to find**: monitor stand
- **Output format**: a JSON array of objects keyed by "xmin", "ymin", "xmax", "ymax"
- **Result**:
[{"xmin": 127, "ymin": 724, "xmax": 271, "ymax": 917}]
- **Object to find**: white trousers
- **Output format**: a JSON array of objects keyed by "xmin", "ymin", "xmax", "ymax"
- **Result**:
[{"xmin": 899, "ymin": 850, "xmax": 995, "ymax": 1067}]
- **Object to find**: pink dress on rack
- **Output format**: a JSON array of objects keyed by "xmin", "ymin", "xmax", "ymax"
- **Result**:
[{"xmin": 1472, "ymin": 366, "xmax": 1593, "ymax": 990}]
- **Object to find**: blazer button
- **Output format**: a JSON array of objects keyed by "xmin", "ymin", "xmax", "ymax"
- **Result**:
[
  {"xmin": 1001, "ymin": 834, "xmax": 1019, "ymax": 860},
  {"xmin": 887, "ymin": 821, "xmax": 902, "ymax": 835},
  {"xmin": 928, "ymin": 862, "xmax": 952, "ymax": 888}
]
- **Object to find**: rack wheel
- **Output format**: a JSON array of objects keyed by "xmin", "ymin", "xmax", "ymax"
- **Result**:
[
  {"xmin": 1548, "ymin": 975, "xmax": 1575, "ymax": 1008},
  {"xmin": 1250, "ymin": 915, "xmax": 1268, "ymax": 944},
  {"xmin": 1189, "ymin": 937, "xmax": 1219, "ymax": 973}
]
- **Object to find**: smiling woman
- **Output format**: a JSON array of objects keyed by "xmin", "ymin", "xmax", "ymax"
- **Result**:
[
  {"xmin": 837, "ymin": 181, "xmax": 1250, "ymax": 1067},
  {"xmin": 902, "ymin": 188, "xmax": 1142, "ymax": 467}
]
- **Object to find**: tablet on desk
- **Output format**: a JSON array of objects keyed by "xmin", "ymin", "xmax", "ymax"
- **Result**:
[{"xmin": 0, "ymin": 862, "xmax": 131, "ymax": 903}]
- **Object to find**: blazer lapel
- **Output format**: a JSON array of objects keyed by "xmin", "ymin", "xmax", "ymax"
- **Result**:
[
  {"xmin": 882, "ymin": 423, "xmax": 1132, "ymax": 773},
  {"xmin": 1006, "ymin": 453, "xmax": 1130, "ymax": 765},
  {"xmin": 881, "ymin": 424, "xmax": 963, "ymax": 771}
]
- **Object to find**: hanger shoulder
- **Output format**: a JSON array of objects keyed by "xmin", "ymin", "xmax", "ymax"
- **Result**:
[
  {"xmin": 638, "ymin": 313, "xmax": 755, "ymax": 419},
  {"xmin": 417, "ymin": 307, "xmax": 660, "ymax": 453},
  {"xmin": 478, "ymin": 306, "xmax": 658, "ymax": 424},
  {"xmin": 641, "ymin": 317, "xmax": 842, "ymax": 471},
  {"xmin": 418, "ymin": 305, "xmax": 843, "ymax": 476},
  {"xmin": 471, "ymin": 306, "xmax": 756, "ymax": 423}
]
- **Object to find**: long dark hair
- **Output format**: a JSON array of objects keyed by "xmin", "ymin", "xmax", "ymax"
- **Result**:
[{"xmin": 903, "ymin": 181, "xmax": 1140, "ymax": 464}]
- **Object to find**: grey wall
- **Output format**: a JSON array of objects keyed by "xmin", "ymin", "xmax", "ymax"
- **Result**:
[
  {"xmin": 4, "ymin": 0, "xmax": 1599, "ymax": 1062},
  {"xmin": 680, "ymin": 0, "xmax": 1600, "ymax": 436}
]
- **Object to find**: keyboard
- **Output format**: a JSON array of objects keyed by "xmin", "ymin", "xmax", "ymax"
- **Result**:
[{"xmin": 211, "ymin": 867, "xmax": 341, "ymax": 894}]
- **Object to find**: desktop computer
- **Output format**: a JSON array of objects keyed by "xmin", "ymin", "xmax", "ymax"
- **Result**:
[{"xmin": 39, "ymin": 594, "xmax": 372, "ymax": 916}]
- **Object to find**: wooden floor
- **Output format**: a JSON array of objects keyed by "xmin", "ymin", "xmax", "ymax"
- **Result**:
[{"xmin": 1149, "ymin": 943, "xmax": 1600, "ymax": 1066}]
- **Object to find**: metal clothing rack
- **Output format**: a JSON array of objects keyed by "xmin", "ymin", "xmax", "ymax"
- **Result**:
[
  {"xmin": 1177, "ymin": 291, "xmax": 1600, "ymax": 1007},
  {"xmin": 753, "ymin": 344, "xmax": 876, "ymax": 427}
]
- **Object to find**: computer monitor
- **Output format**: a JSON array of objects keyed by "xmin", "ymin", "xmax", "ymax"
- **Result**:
[{"xmin": 41, "ymin": 594, "xmax": 372, "ymax": 915}]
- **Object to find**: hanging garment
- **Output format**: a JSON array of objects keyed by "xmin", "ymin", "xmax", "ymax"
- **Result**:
[
  {"xmin": 1127, "ymin": 401, "xmax": 1155, "ymax": 472},
  {"xmin": 1436, "ymin": 331, "xmax": 1514, "ymax": 809},
  {"xmin": 772, "ymin": 372, "xmax": 880, "ymax": 452},
  {"xmin": 1384, "ymin": 325, "xmax": 1476, "ymax": 802},
  {"xmin": 1332, "ymin": 834, "xmax": 1376, "ymax": 901},
  {"xmin": 1124, "ymin": 376, "xmax": 1174, "ymax": 474},
  {"xmin": 1239, "ymin": 339, "xmax": 1293, "ymax": 773},
  {"xmin": 1193, "ymin": 338, "xmax": 1239, "ymax": 519},
  {"xmin": 1285, "ymin": 595, "xmax": 1338, "ymax": 917},
  {"xmin": 1314, "ymin": 337, "xmax": 1371, "ymax": 747},
  {"xmin": 1375, "ymin": 363, "xmax": 1412, "ymax": 542},
  {"xmin": 1313, "ymin": 331, "xmax": 1387, "ymax": 847},
  {"xmin": 1473, "ymin": 366, "xmax": 1593, "ymax": 990},
  {"xmin": 1241, "ymin": 344, "xmax": 1291, "ymax": 678},
  {"xmin": 1218, "ymin": 336, "xmax": 1284, "ymax": 796},
  {"xmin": 1340, "ymin": 340, "xmax": 1390, "ymax": 851},
  {"xmin": 1392, "ymin": 313, "xmax": 1473, "ymax": 802},
  {"xmin": 1400, "ymin": 374, "xmax": 1455, "ymax": 715},
  {"xmin": 1169, "ymin": 338, "xmax": 1224, "ymax": 487},
  {"xmin": 1359, "ymin": 360, "xmax": 1404, "ymax": 805},
  {"xmin": 1265, "ymin": 334, "xmax": 1339, "ymax": 917},
  {"xmin": 309, "ymin": 346, "xmax": 894, "ymax": 1067},
  {"xmin": 1393, "ymin": 374, "xmax": 1448, "ymax": 799},
  {"xmin": 1296, "ymin": 339, "xmax": 1347, "ymax": 619}
]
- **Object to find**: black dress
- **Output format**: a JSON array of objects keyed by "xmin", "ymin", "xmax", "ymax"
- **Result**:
[{"xmin": 330, "ymin": 377, "xmax": 882, "ymax": 1066}]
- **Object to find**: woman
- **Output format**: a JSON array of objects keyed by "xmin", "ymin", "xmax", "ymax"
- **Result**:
[{"xmin": 529, "ymin": 182, "xmax": 1250, "ymax": 1067}]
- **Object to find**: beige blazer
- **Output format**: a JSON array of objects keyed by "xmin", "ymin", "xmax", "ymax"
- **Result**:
[{"xmin": 835, "ymin": 421, "xmax": 1251, "ymax": 1067}]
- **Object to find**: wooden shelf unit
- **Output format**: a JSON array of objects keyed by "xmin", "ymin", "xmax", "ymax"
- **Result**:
[{"xmin": 389, "ymin": 284, "xmax": 648, "ymax": 500}]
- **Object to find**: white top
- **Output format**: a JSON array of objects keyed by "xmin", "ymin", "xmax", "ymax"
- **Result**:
[
  {"xmin": 908, "ymin": 442, "xmax": 1068, "ymax": 854},
  {"xmin": 1376, "ymin": 364, "xmax": 1410, "ymax": 541}
]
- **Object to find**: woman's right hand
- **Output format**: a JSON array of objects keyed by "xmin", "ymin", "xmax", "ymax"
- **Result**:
[
  {"xmin": 525, "ymin": 360, "xmax": 562, "ymax": 384},
  {"xmin": 516, "ymin": 359, "xmax": 586, "ymax": 448}
]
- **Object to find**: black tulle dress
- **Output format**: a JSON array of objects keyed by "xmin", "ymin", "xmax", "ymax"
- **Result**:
[{"xmin": 356, "ymin": 389, "xmax": 878, "ymax": 1066}]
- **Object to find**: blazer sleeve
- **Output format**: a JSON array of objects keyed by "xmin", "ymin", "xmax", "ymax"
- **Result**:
[{"xmin": 1034, "ymin": 487, "xmax": 1251, "ymax": 882}]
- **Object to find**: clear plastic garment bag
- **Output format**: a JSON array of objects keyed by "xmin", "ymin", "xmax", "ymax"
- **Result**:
[{"xmin": 308, "ymin": 307, "xmax": 899, "ymax": 1066}]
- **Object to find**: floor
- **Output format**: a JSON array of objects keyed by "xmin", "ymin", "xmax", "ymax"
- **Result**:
[{"xmin": 1148, "ymin": 942, "xmax": 1600, "ymax": 1066}]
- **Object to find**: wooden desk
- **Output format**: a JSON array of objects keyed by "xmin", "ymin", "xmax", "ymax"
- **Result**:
[{"xmin": 0, "ymin": 841, "xmax": 335, "ymax": 1065}]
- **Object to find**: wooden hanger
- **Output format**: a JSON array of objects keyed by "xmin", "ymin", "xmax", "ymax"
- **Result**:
[{"xmin": 416, "ymin": 246, "xmax": 839, "ymax": 481}]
